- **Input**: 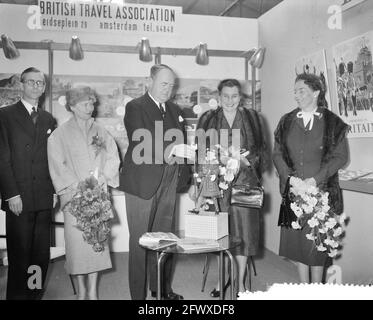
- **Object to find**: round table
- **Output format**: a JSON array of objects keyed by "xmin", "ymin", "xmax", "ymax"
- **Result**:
[{"xmin": 140, "ymin": 234, "xmax": 241, "ymax": 300}]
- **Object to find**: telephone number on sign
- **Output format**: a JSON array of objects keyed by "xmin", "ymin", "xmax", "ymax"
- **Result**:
[{"xmin": 142, "ymin": 22, "xmax": 174, "ymax": 33}]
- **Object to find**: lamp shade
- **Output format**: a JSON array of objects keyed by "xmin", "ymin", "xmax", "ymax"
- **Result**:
[
  {"xmin": 196, "ymin": 43, "xmax": 209, "ymax": 65},
  {"xmin": 139, "ymin": 38, "xmax": 152, "ymax": 62},
  {"xmin": 69, "ymin": 36, "xmax": 84, "ymax": 61},
  {"xmin": 1, "ymin": 34, "xmax": 20, "ymax": 59},
  {"xmin": 249, "ymin": 47, "xmax": 266, "ymax": 68}
]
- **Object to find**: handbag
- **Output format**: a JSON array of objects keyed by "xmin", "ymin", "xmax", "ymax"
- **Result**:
[
  {"xmin": 230, "ymin": 184, "xmax": 264, "ymax": 209},
  {"xmin": 277, "ymin": 177, "xmax": 297, "ymax": 227},
  {"xmin": 230, "ymin": 164, "xmax": 264, "ymax": 210}
]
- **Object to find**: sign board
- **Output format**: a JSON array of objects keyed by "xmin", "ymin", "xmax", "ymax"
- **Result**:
[
  {"xmin": 341, "ymin": 0, "xmax": 367, "ymax": 11},
  {"xmin": 37, "ymin": 0, "xmax": 181, "ymax": 35}
]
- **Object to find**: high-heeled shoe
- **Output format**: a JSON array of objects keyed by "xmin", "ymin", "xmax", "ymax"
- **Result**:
[
  {"xmin": 210, "ymin": 288, "xmax": 220, "ymax": 298},
  {"xmin": 209, "ymin": 279, "xmax": 231, "ymax": 298}
]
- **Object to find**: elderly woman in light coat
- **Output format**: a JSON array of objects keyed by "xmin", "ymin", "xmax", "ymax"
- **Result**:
[{"xmin": 47, "ymin": 87, "xmax": 120, "ymax": 300}]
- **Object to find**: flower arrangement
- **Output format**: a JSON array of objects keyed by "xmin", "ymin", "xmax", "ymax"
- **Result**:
[
  {"xmin": 289, "ymin": 177, "xmax": 347, "ymax": 258},
  {"xmin": 91, "ymin": 133, "xmax": 106, "ymax": 157},
  {"xmin": 194, "ymin": 146, "xmax": 241, "ymax": 192},
  {"xmin": 190, "ymin": 145, "xmax": 241, "ymax": 213},
  {"xmin": 63, "ymin": 175, "xmax": 114, "ymax": 252}
]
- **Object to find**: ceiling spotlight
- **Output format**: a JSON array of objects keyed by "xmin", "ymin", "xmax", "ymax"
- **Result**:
[
  {"xmin": 139, "ymin": 37, "xmax": 152, "ymax": 62},
  {"xmin": 249, "ymin": 47, "xmax": 266, "ymax": 68},
  {"xmin": 196, "ymin": 42, "xmax": 209, "ymax": 65},
  {"xmin": 69, "ymin": 36, "xmax": 84, "ymax": 61},
  {"xmin": 1, "ymin": 34, "xmax": 20, "ymax": 59}
]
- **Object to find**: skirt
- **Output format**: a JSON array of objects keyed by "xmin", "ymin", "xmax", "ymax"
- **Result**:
[
  {"xmin": 279, "ymin": 225, "xmax": 331, "ymax": 266},
  {"xmin": 229, "ymin": 205, "xmax": 260, "ymax": 256}
]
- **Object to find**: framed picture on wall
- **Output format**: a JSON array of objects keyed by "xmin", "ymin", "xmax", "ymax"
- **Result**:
[
  {"xmin": 332, "ymin": 31, "xmax": 373, "ymax": 138},
  {"xmin": 295, "ymin": 49, "xmax": 332, "ymax": 110},
  {"xmin": 51, "ymin": 75, "xmax": 147, "ymax": 161},
  {"xmin": 0, "ymin": 73, "xmax": 23, "ymax": 108}
]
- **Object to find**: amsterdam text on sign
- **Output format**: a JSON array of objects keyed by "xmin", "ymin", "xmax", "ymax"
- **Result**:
[{"xmin": 37, "ymin": 0, "xmax": 181, "ymax": 35}]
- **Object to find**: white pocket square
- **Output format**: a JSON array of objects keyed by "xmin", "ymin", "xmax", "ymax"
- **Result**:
[
  {"xmin": 47, "ymin": 129, "xmax": 52, "ymax": 134},
  {"xmin": 178, "ymin": 115, "xmax": 184, "ymax": 122}
]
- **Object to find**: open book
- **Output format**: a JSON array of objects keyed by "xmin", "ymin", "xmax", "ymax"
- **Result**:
[{"xmin": 139, "ymin": 232, "xmax": 180, "ymax": 249}]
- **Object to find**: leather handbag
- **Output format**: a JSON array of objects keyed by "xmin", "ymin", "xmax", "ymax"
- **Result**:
[
  {"xmin": 230, "ymin": 184, "xmax": 264, "ymax": 209},
  {"xmin": 277, "ymin": 177, "xmax": 297, "ymax": 227},
  {"xmin": 230, "ymin": 164, "xmax": 264, "ymax": 210}
]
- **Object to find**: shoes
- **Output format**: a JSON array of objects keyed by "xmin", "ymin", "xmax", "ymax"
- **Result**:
[
  {"xmin": 209, "ymin": 279, "xmax": 231, "ymax": 298},
  {"xmin": 151, "ymin": 291, "xmax": 184, "ymax": 300},
  {"xmin": 164, "ymin": 292, "xmax": 184, "ymax": 300},
  {"xmin": 210, "ymin": 288, "xmax": 220, "ymax": 298}
]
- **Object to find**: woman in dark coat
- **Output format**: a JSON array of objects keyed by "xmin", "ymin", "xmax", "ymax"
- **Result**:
[
  {"xmin": 273, "ymin": 73, "xmax": 349, "ymax": 283},
  {"xmin": 193, "ymin": 79, "xmax": 267, "ymax": 295}
]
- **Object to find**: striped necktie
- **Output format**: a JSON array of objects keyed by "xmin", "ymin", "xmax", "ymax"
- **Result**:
[
  {"xmin": 159, "ymin": 103, "xmax": 166, "ymax": 118},
  {"xmin": 30, "ymin": 107, "xmax": 38, "ymax": 125}
]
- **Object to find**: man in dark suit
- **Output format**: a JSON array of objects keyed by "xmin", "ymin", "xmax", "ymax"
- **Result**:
[
  {"xmin": 0, "ymin": 67, "xmax": 56, "ymax": 300},
  {"xmin": 120, "ymin": 64, "xmax": 194, "ymax": 300}
]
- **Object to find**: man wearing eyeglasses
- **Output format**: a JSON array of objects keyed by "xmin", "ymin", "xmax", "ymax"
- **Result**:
[{"xmin": 0, "ymin": 67, "xmax": 57, "ymax": 300}]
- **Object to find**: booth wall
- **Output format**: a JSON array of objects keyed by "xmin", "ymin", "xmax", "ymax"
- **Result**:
[
  {"xmin": 259, "ymin": 0, "xmax": 373, "ymax": 284},
  {"xmin": 0, "ymin": 4, "xmax": 258, "ymax": 252}
]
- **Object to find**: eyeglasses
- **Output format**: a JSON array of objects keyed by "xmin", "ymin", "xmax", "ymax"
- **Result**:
[{"xmin": 23, "ymin": 79, "xmax": 45, "ymax": 87}]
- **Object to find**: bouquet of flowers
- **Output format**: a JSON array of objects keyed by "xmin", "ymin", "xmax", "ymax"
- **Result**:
[
  {"xmin": 216, "ymin": 145, "xmax": 242, "ymax": 191},
  {"xmin": 289, "ymin": 177, "xmax": 347, "ymax": 258},
  {"xmin": 63, "ymin": 174, "xmax": 114, "ymax": 252}
]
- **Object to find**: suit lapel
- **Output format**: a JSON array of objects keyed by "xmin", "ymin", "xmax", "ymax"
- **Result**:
[
  {"xmin": 142, "ymin": 92, "xmax": 164, "ymax": 123},
  {"xmin": 33, "ymin": 110, "xmax": 48, "ymax": 151},
  {"xmin": 141, "ymin": 93, "xmax": 184, "ymax": 132},
  {"xmin": 165, "ymin": 101, "xmax": 183, "ymax": 131},
  {"xmin": 14, "ymin": 101, "xmax": 36, "ymax": 137}
]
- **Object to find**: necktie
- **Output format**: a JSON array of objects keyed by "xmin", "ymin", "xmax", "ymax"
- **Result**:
[
  {"xmin": 296, "ymin": 109, "xmax": 320, "ymax": 130},
  {"xmin": 160, "ymin": 103, "xmax": 166, "ymax": 118},
  {"xmin": 30, "ymin": 107, "xmax": 38, "ymax": 125}
]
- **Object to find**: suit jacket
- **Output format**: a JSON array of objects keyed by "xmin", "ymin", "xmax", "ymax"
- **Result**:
[
  {"xmin": 0, "ymin": 101, "xmax": 56, "ymax": 212},
  {"xmin": 119, "ymin": 92, "xmax": 190, "ymax": 200}
]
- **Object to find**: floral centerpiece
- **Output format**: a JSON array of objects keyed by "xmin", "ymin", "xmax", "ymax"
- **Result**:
[
  {"xmin": 62, "ymin": 174, "xmax": 114, "ymax": 252},
  {"xmin": 289, "ymin": 177, "xmax": 347, "ymax": 258}
]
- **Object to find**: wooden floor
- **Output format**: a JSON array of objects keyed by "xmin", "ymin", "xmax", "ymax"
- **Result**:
[{"xmin": 0, "ymin": 249, "xmax": 299, "ymax": 300}]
